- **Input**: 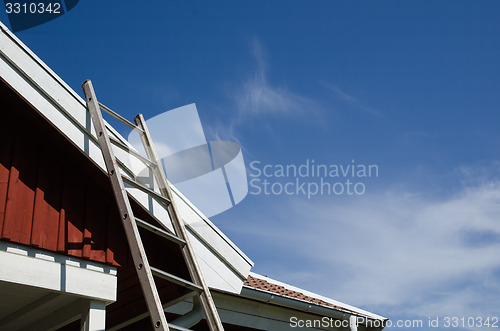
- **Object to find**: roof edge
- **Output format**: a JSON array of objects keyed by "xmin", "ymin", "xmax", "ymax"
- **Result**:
[
  {"xmin": 247, "ymin": 272, "xmax": 388, "ymax": 321},
  {"xmin": 0, "ymin": 21, "xmax": 86, "ymax": 109}
]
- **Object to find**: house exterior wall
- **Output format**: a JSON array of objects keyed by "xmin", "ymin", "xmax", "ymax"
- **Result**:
[{"xmin": 0, "ymin": 79, "xmax": 126, "ymax": 267}]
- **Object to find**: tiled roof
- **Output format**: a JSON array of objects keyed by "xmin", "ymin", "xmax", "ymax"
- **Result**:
[{"xmin": 243, "ymin": 274, "xmax": 369, "ymax": 318}]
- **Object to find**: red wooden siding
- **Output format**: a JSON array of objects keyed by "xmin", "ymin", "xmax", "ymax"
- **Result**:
[{"xmin": 0, "ymin": 79, "xmax": 125, "ymax": 266}]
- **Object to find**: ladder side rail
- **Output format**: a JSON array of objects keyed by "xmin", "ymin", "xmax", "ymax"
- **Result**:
[
  {"xmin": 82, "ymin": 81, "xmax": 169, "ymax": 331},
  {"xmin": 134, "ymin": 114, "xmax": 225, "ymax": 331}
]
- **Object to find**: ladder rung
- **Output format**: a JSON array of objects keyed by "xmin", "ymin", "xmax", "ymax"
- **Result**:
[
  {"xmin": 122, "ymin": 176, "xmax": 171, "ymax": 205},
  {"xmin": 136, "ymin": 217, "xmax": 186, "ymax": 246},
  {"xmin": 168, "ymin": 324, "xmax": 193, "ymax": 331},
  {"xmin": 150, "ymin": 267, "xmax": 203, "ymax": 293},
  {"xmin": 109, "ymin": 135, "xmax": 157, "ymax": 168},
  {"xmin": 99, "ymin": 102, "xmax": 145, "ymax": 134},
  {"xmin": 116, "ymin": 158, "xmax": 138, "ymax": 182}
]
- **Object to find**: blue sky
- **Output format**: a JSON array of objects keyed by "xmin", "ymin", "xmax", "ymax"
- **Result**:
[{"xmin": 2, "ymin": 1, "xmax": 500, "ymax": 329}]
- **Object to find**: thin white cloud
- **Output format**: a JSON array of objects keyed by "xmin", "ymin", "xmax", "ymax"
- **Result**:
[
  {"xmin": 326, "ymin": 84, "xmax": 358, "ymax": 103},
  {"xmin": 234, "ymin": 39, "xmax": 321, "ymax": 118},
  {"xmin": 324, "ymin": 83, "xmax": 381, "ymax": 116},
  {"xmin": 203, "ymin": 39, "xmax": 325, "ymax": 155}
]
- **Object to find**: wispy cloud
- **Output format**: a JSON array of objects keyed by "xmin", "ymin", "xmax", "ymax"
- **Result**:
[
  {"xmin": 326, "ymin": 84, "xmax": 358, "ymax": 103},
  {"xmin": 324, "ymin": 83, "xmax": 381, "ymax": 116},
  {"xmin": 229, "ymin": 173, "xmax": 500, "ymax": 321},
  {"xmin": 204, "ymin": 39, "xmax": 324, "ymax": 150},
  {"xmin": 234, "ymin": 39, "xmax": 321, "ymax": 118}
]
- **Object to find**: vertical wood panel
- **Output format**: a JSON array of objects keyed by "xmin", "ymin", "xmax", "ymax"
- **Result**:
[
  {"xmin": 106, "ymin": 203, "xmax": 127, "ymax": 266},
  {"xmin": 63, "ymin": 169, "xmax": 86, "ymax": 258},
  {"xmin": 105, "ymin": 205, "xmax": 116, "ymax": 265},
  {"xmin": 0, "ymin": 121, "xmax": 15, "ymax": 236},
  {"xmin": 82, "ymin": 228, "xmax": 91, "ymax": 259},
  {"xmin": 2, "ymin": 130, "xmax": 38, "ymax": 244},
  {"xmin": 31, "ymin": 145, "xmax": 64, "ymax": 250},
  {"xmin": 57, "ymin": 205, "xmax": 66, "ymax": 252},
  {"xmin": 85, "ymin": 188, "xmax": 107, "ymax": 263}
]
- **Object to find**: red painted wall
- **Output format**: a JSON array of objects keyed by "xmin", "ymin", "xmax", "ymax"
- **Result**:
[{"xmin": 0, "ymin": 79, "xmax": 126, "ymax": 266}]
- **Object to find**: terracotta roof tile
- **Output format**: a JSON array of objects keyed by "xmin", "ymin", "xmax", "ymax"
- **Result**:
[{"xmin": 243, "ymin": 275, "xmax": 364, "ymax": 317}]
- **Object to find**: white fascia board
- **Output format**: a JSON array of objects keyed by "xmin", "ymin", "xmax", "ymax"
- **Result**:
[
  {"xmin": 0, "ymin": 21, "xmax": 253, "ymax": 292},
  {"xmin": 170, "ymin": 294, "xmax": 341, "ymax": 331},
  {"xmin": 248, "ymin": 272, "xmax": 387, "ymax": 321},
  {"xmin": 0, "ymin": 241, "xmax": 117, "ymax": 303}
]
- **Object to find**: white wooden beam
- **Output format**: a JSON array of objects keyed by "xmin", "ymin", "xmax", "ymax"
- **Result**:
[
  {"xmin": 0, "ymin": 242, "xmax": 117, "ymax": 302},
  {"xmin": 350, "ymin": 315, "xmax": 358, "ymax": 331},
  {"xmin": 80, "ymin": 300, "xmax": 106, "ymax": 331}
]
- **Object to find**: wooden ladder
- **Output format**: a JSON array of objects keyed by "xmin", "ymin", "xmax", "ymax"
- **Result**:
[{"xmin": 82, "ymin": 80, "xmax": 224, "ymax": 331}]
